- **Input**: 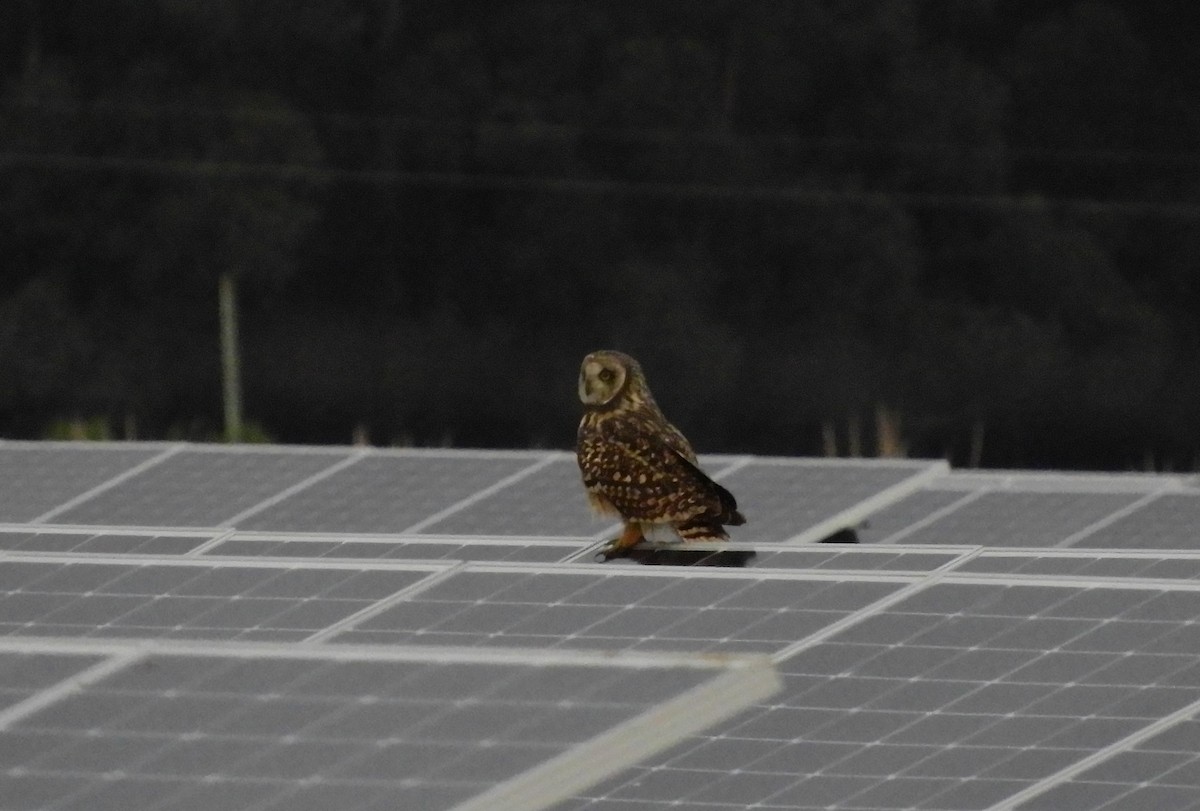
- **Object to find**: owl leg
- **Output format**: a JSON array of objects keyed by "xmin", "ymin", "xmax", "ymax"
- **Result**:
[{"xmin": 598, "ymin": 521, "xmax": 646, "ymax": 560}]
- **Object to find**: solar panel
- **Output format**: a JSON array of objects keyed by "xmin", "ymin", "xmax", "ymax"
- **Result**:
[
  {"xmin": 329, "ymin": 564, "xmax": 905, "ymax": 653},
  {"xmin": 862, "ymin": 469, "xmax": 1191, "ymax": 549},
  {"xmin": 957, "ymin": 550, "xmax": 1200, "ymax": 582},
  {"xmin": 715, "ymin": 457, "xmax": 947, "ymax": 544},
  {"xmin": 0, "ymin": 556, "xmax": 442, "ymax": 642},
  {"xmin": 892, "ymin": 490, "xmax": 1148, "ymax": 547},
  {"xmin": 0, "ymin": 442, "xmax": 164, "ymax": 523},
  {"xmin": 234, "ymin": 451, "xmax": 551, "ymax": 533},
  {"xmin": 2, "ymin": 440, "xmax": 1200, "ymax": 810},
  {"xmin": 703, "ymin": 543, "xmax": 966, "ymax": 573},
  {"xmin": 0, "ymin": 527, "xmax": 218, "ymax": 555},
  {"xmin": 583, "ymin": 541, "xmax": 970, "ymax": 574},
  {"xmin": 554, "ymin": 575, "xmax": 1200, "ymax": 811},
  {"xmin": 0, "ymin": 641, "xmax": 775, "ymax": 811},
  {"xmin": 1016, "ymin": 717, "xmax": 1200, "ymax": 810},
  {"xmin": 1, "ymin": 445, "xmax": 946, "ymax": 545},
  {"xmin": 422, "ymin": 455, "xmax": 946, "ymax": 544},
  {"xmin": 0, "ymin": 651, "xmax": 107, "ymax": 709},
  {"xmin": 857, "ymin": 488, "xmax": 978, "ymax": 544},
  {"xmin": 49, "ymin": 446, "xmax": 355, "ymax": 528},
  {"xmin": 1072, "ymin": 492, "xmax": 1200, "ymax": 549},
  {"xmin": 207, "ymin": 534, "xmax": 588, "ymax": 563},
  {"xmin": 410, "ymin": 455, "xmax": 615, "ymax": 537}
]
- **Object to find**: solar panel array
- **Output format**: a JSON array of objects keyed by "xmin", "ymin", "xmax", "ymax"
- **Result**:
[{"xmin": 2, "ymin": 440, "xmax": 1200, "ymax": 810}]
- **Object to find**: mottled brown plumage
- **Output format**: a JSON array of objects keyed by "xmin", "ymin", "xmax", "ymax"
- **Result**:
[{"xmin": 575, "ymin": 350, "xmax": 745, "ymax": 556}]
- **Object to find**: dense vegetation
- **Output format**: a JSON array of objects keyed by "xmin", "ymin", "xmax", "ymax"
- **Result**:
[{"xmin": 3, "ymin": 1, "xmax": 1199, "ymax": 469}]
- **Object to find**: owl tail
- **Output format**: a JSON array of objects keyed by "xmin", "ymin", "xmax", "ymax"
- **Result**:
[{"xmin": 676, "ymin": 518, "xmax": 731, "ymax": 542}]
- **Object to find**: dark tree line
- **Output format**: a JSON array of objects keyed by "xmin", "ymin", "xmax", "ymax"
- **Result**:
[{"xmin": 2, "ymin": 1, "xmax": 1200, "ymax": 469}]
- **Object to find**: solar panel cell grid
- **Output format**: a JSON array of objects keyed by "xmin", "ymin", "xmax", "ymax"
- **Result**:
[
  {"xmin": 332, "ymin": 568, "xmax": 902, "ymax": 654},
  {"xmin": 1078, "ymin": 493, "xmax": 1200, "ymax": 549},
  {"xmin": 235, "ymin": 454, "xmax": 538, "ymax": 533},
  {"xmin": 716, "ymin": 460, "xmax": 938, "ymax": 543},
  {"xmin": 893, "ymin": 491, "xmax": 1147, "ymax": 546},
  {"xmin": 955, "ymin": 552, "xmax": 1200, "ymax": 579},
  {"xmin": 856, "ymin": 488, "xmax": 974, "ymax": 543},
  {"xmin": 75, "ymin": 534, "xmax": 209, "ymax": 555},
  {"xmin": 53, "ymin": 449, "xmax": 352, "ymax": 527},
  {"xmin": 0, "ymin": 446, "xmax": 161, "ymax": 523},
  {"xmin": 0, "ymin": 561, "xmax": 435, "ymax": 641},
  {"xmin": 207, "ymin": 537, "xmax": 583, "ymax": 563},
  {"xmin": 747, "ymin": 547, "xmax": 964, "ymax": 572},
  {"xmin": 560, "ymin": 582, "xmax": 1200, "ymax": 809},
  {"xmin": 0, "ymin": 652, "xmax": 719, "ymax": 811},
  {"xmin": 415, "ymin": 455, "xmax": 613, "ymax": 537},
  {"xmin": 0, "ymin": 653, "xmax": 106, "ymax": 712}
]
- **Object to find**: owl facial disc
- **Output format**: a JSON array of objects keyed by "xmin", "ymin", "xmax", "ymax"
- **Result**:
[{"xmin": 578, "ymin": 353, "xmax": 628, "ymax": 406}]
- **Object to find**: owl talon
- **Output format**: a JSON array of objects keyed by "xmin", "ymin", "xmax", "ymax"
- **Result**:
[
  {"xmin": 596, "ymin": 539, "xmax": 635, "ymax": 561},
  {"xmin": 595, "ymin": 522, "xmax": 647, "ymax": 561}
]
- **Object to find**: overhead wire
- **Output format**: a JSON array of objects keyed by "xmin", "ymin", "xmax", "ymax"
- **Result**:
[
  {"xmin": 3, "ymin": 99, "xmax": 1200, "ymax": 220},
  {"xmin": 4, "ymin": 150, "xmax": 1200, "ymax": 221},
  {"xmin": 6, "ymin": 97, "xmax": 1200, "ymax": 167}
]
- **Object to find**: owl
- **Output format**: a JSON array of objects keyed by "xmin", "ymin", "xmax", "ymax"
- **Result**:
[{"xmin": 576, "ymin": 350, "xmax": 746, "ymax": 558}]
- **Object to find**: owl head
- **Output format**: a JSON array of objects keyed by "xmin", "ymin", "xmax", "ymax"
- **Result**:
[{"xmin": 578, "ymin": 350, "xmax": 655, "ymax": 409}]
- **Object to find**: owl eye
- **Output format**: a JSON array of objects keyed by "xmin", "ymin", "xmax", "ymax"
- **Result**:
[{"xmin": 598, "ymin": 369, "xmax": 615, "ymax": 383}]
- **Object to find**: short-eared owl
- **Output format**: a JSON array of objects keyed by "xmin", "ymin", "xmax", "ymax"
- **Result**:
[{"xmin": 576, "ymin": 350, "xmax": 745, "ymax": 557}]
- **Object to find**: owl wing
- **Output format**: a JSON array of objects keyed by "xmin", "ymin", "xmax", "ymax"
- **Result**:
[
  {"xmin": 578, "ymin": 413, "xmax": 736, "ymax": 524},
  {"xmin": 668, "ymin": 448, "xmax": 744, "ymax": 526}
]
